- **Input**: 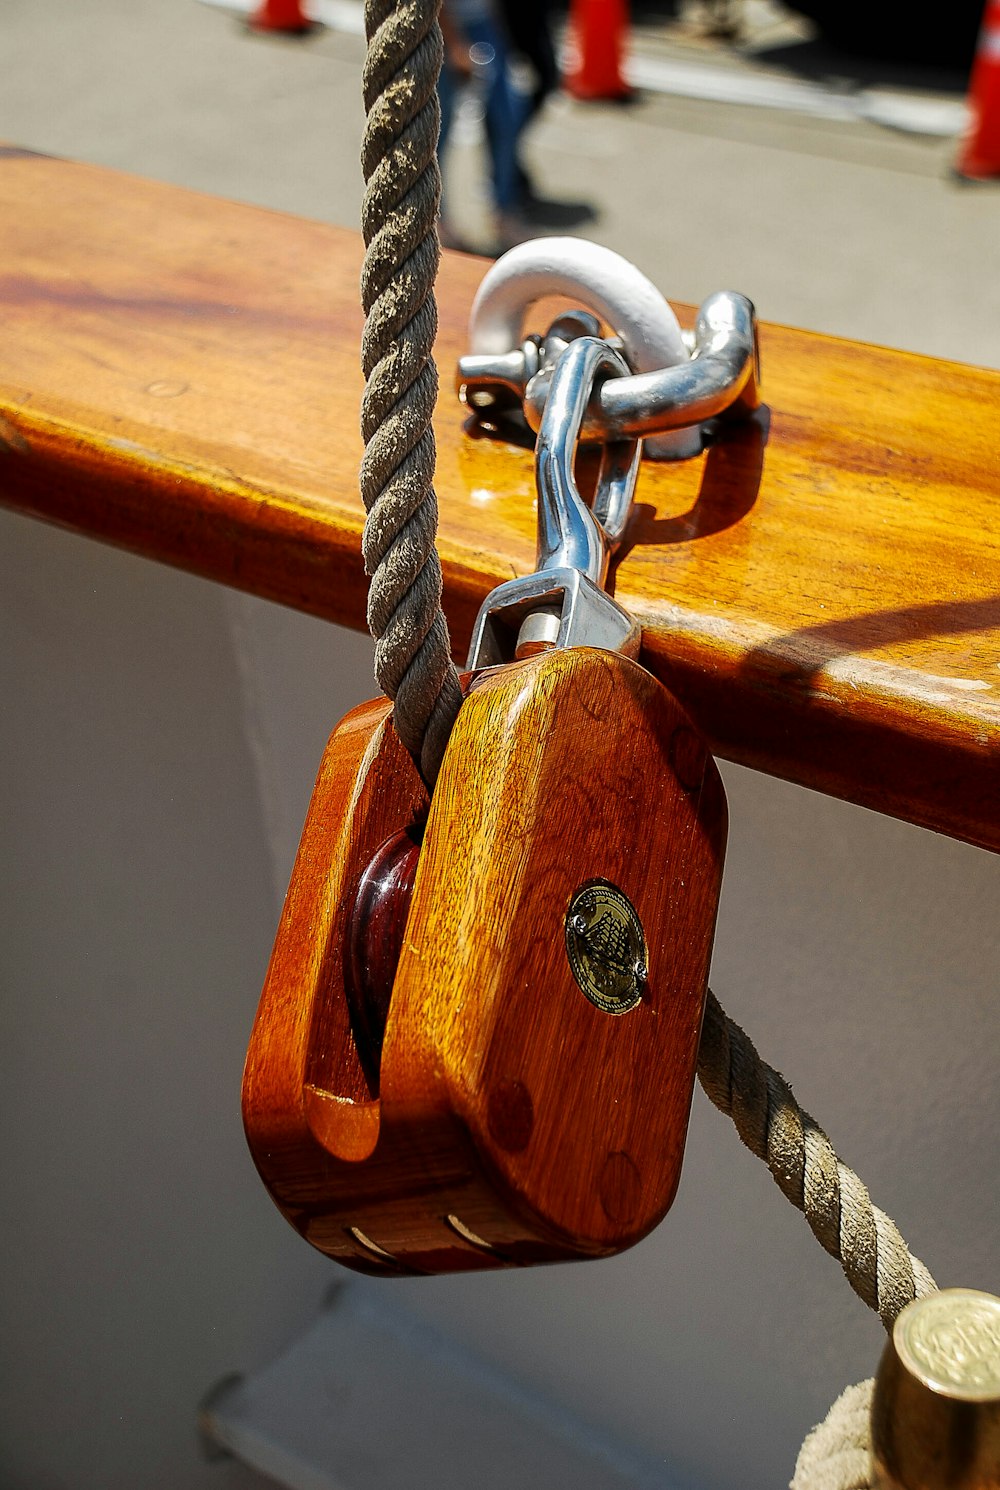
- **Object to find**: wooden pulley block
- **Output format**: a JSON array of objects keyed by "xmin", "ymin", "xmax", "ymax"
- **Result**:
[{"xmin": 242, "ymin": 336, "xmax": 728, "ymax": 1275}]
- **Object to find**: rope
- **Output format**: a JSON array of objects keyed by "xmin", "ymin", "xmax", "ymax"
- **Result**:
[
  {"xmin": 698, "ymin": 990, "xmax": 936, "ymax": 1329},
  {"xmin": 696, "ymin": 994, "xmax": 938, "ymax": 1489},
  {"xmin": 359, "ymin": 0, "xmax": 462, "ymax": 786},
  {"xmin": 791, "ymin": 1381, "xmax": 877, "ymax": 1490}
]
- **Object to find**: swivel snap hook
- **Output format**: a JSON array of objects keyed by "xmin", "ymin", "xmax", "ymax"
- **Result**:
[{"xmin": 467, "ymin": 336, "xmax": 642, "ymax": 669}]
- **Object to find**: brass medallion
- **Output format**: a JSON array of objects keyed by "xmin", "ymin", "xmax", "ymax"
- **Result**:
[
  {"xmin": 565, "ymin": 879, "xmax": 647, "ymax": 1015},
  {"xmin": 896, "ymin": 1288, "xmax": 1000, "ymax": 1399}
]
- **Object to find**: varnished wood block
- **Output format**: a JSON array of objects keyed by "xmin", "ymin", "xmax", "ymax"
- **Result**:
[
  {"xmin": 1, "ymin": 149, "xmax": 997, "ymax": 851},
  {"xmin": 242, "ymin": 649, "xmax": 727, "ymax": 1273}
]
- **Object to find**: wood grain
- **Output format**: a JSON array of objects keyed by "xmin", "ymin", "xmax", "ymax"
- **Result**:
[
  {"xmin": 1, "ymin": 150, "xmax": 998, "ymax": 850},
  {"xmin": 243, "ymin": 648, "xmax": 726, "ymax": 1273}
]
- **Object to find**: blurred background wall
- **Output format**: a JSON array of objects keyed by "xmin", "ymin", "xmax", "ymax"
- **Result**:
[{"xmin": 2, "ymin": 2, "xmax": 998, "ymax": 1487}]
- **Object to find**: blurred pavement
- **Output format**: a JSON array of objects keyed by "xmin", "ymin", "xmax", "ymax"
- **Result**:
[{"xmin": 3, "ymin": 0, "xmax": 999, "ymax": 365}]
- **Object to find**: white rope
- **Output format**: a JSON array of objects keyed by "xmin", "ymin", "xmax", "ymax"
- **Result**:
[{"xmin": 791, "ymin": 1381, "xmax": 877, "ymax": 1490}]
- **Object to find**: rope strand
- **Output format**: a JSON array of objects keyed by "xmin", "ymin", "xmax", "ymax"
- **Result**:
[
  {"xmin": 698, "ymin": 989, "xmax": 936, "ymax": 1330},
  {"xmin": 359, "ymin": 0, "xmax": 462, "ymax": 786},
  {"xmin": 791, "ymin": 1380, "xmax": 877, "ymax": 1490}
]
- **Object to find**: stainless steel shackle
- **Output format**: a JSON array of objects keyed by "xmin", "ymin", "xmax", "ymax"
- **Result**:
[
  {"xmin": 523, "ymin": 291, "xmax": 760, "ymax": 442},
  {"xmin": 457, "ymin": 239, "xmax": 761, "ymax": 459},
  {"xmin": 460, "ymin": 238, "xmax": 699, "ymax": 461}
]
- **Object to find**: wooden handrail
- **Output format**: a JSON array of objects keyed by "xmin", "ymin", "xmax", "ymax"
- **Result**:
[{"xmin": 1, "ymin": 147, "xmax": 998, "ymax": 851}]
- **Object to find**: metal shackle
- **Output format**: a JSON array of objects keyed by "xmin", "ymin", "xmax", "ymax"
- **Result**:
[
  {"xmin": 465, "ymin": 237, "xmax": 699, "ymax": 461},
  {"xmin": 523, "ymin": 291, "xmax": 760, "ymax": 442}
]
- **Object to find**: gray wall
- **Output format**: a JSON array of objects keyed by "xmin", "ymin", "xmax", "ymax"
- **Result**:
[
  {"xmin": 4, "ymin": 512, "xmax": 997, "ymax": 1489},
  {"xmin": 2, "ymin": 2, "xmax": 998, "ymax": 1487}
]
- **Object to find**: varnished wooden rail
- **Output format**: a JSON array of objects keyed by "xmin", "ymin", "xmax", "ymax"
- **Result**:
[{"xmin": 1, "ymin": 147, "xmax": 998, "ymax": 851}]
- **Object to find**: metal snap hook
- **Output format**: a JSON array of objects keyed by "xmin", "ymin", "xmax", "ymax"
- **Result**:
[
  {"xmin": 533, "ymin": 336, "xmax": 640, "ymax": 588},
  {"xmin": 467, "ymin": 336, "xmax": 643, "ymax": 670}
]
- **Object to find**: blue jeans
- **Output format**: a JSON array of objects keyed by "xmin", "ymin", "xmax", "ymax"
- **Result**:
[{"xmin": 438, "ymin": 16, "xmax": 527, "ymax": 214}]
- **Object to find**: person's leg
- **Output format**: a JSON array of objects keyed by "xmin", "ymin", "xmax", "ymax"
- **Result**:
[
  {"xmin": 436, "ymin": 59, "xmax": 464, "ymax": 246},
  {"xmin": 466, "ymin": 18, "xmax": 522, "ymax": 211},
  {"xmin": 500, "ymin": 0, "xmax": 558, "ymax": 121}
]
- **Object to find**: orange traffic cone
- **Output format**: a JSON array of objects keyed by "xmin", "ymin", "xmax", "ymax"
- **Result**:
[
  {"xmin": 250, "ymin": 0, "xmax": 313, "ymax": 33},
  {"xmin": 956, "ymin": 0, "xmax": 1000, "ymax": 179},
  {"xmin": 565, "ymin": 0, "xmax": 633, "ymax": 102}
]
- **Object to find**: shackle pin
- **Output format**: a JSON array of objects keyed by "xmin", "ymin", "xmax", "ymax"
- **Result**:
[{"xmin": 459, "ymin": 291, "xmax": 759, "ymax": 447}]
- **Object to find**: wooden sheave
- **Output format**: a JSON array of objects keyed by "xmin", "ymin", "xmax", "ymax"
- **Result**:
[{"xmin": 1, "ymin": 146, "xmax": 998, "ymax": 852}]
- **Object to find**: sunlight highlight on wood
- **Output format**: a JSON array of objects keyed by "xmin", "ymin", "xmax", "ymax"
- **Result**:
[{"xmin": 0, "ymin": 149, "xmax": 997, "ymax": 850}]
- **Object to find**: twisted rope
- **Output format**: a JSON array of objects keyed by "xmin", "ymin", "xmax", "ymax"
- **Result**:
[
  {"xmin": 360, "ymin": 0, "xmax": 462, "ymax": 786},
  {"xmin": 791, "ymin": 1380, "xmax": 877, "ymax": 1490},
  {"xmin": 697, "ymin": 993, "xmax": 938, "ymax": 1488},
  {"xmin": 698, "ymin": 989, "xmax": 936, "ymax": 1330}
]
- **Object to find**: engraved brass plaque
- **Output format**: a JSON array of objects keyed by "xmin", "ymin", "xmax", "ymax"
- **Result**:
[
  {"xmin": 896, "ymin": 1288, "xmax": 1000, "ymax": 1400},
  {"xmin": 565, "ymin": 880, "xmax": 647, "ymax": 1015}
]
